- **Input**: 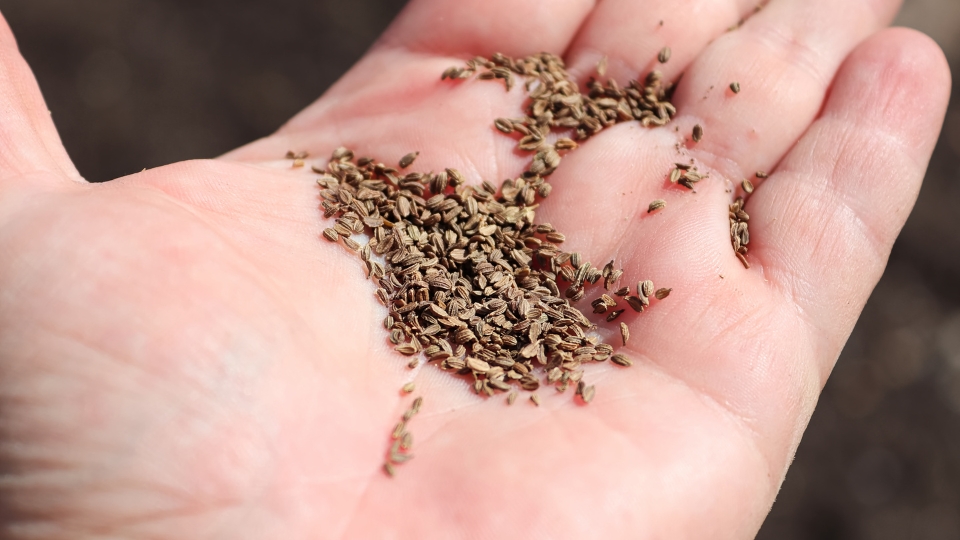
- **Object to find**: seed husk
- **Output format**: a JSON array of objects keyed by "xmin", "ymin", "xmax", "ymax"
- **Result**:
[
  {"xmin": 620, "ymin": 322, "xmax": 630, "ymax": 345},
  {"xmin": 730, "ymin": 82, "xmax": 741, "ymax": 94},
  {"xmin": 658, "ymin": 47, "xmax": 672, "ymax": 63},
  {"xmin": 648, "ymin": 199, "xmax": 666, "ymax": 213},
  {"xmin": 596, "ymin": 55, "xmax": 608, "ymax": 76},
  {"xmin": 399, "ymin": 152, "xmax": 420, "ymax": 169},
  {"xmin": 692, "ymin": 124, "xmax": 704, "ymax": 142}
]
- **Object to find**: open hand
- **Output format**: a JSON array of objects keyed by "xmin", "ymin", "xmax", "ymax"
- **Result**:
[{"xmin": 0, "ymin": 0, "xmax": 949, "ymax": 537}]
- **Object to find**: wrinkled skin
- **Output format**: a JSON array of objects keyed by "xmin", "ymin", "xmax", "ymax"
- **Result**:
[{"xmin": 0, "ymin": 0, "xmax": 950, "ymax": 538}]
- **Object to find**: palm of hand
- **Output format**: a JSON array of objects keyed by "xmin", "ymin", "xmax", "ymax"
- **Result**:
[{"xmin": 0, "ymin": 1, "xmax": 949, "ymax": 538}]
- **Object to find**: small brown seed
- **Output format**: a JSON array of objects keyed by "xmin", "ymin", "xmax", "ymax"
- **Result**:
[
  {"xmin": 655, "ymin": 288, "xmax": 672, "ymax": 300},
  {"xmin": 395, "ymin": 343, "xmax": 418, "ymax": 356},
  {"xmin": 582, "ymin": 385, "xmax": 596, "ymax": 403},
  {"xmin": 384, "ymin": 462, "xmax": 396, "ymax": 477},
  {"xmin": 507, "ymin": 390, "xmax": 518, "ymax": 405},
  {"xmin": 611, "ymin": 353, "xmax": 633, "ymax": 367},
  {"xmin": 692, "ymin": 124, "xmax": 704, "ymax": 143},
  {"xmin": 322, "ymin": 228, "xmax": 340, "ymax": 242},
  {"xmin": 756, "ymin": 171, "xmax": 769, "ymax": 179},
  {"xmin": 402, "ymin": 382, "xmax": 416, "ymax": 393},
  {"xmin": 607, "ymin": 309, "xmax": 625, "ymax": 322},
  {"xmin": 742, "ymin": 178, "xmax": 755, "ymax": 194},
  {"xmin": 658, "ymin": 47, "xmax": 672, "ymax": 63},
  {"xmin": 620, "ymin": 322, "xmax": 630, "ymax": 346},
  {"xmin": 399, "ymin": 152, "xmax": 419, "ymax": 169},
  {"xmin": 530, "ymin": 393, "xmax": 541, "ymax": 407},
  {"xmin": 648, "ymin": 199, "xmax": 666, "ymax": 213},
  {"xmin": 730, "ymin": 82, "xmax": 741, "ymax": 94}
]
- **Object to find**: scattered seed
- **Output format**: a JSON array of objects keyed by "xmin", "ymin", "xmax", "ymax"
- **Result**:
[
  {"xmin": 507, "ymin": 390, "xmax": 518, "ymax": 405},
  {"xmin": 655, "ymin": 288, "xmax": 672, "ymax": 300},
  {"xmin": 692, "ymin": 124, "xmax": 704, "ymax": 143},
  {"xmin": 756, "ymin": 171, "xmax": 768, "ymax": 179},
  {"xmin": 402, "ymin": 382, "xmax": 416, "ymax": 393},
  {"xmin": 384, "ymin": 462, "xmax": 396, "ymax": 477},
  {"xmin": 399, "ymin": 152, "xmax": 420, "ymax": 169},
  {"xmin": 658, "ymin": 47, "xmax": 672, "ymax": 63},
  {"xmin": 742, "ymin": 178, "xmax": 754, "ymax": 194},
  {"xmin": 730, "ymin": 82, "xmax": 741, "ymax": 94},
  {"xmin": 648, "ymin": 199, "xmax": 666, "ymax": 213},
  {"xmin": 322, "ymin": 228, "xmax": 340, "ymax": 242},
  {"xmin": 530, "ymin": 393, "xmax": 541, "ymax": 407},
  {"xmin": 596, "ymin": 55, "xmax": 608, "ymax": 76},
  {"xmin": 611, "ymin": 353, "xmax": 633, "ymax": 367},
  {"xmin": 582, "ymin": 385, "xmax": 596, "ymax": 403},
  {"xmin": 620, "ymin": 322, "xmax": 630, "ymax": 346}
]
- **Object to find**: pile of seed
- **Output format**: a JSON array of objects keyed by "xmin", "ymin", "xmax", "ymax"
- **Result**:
[
  {"xmin": 314, "ymin": 52, "xmax": 687, "ymax": 475},
  {"xmin": 730, "ymin": 197, "xmax": 751, "ymax": 268}
]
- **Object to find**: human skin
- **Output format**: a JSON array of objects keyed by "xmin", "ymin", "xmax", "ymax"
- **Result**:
[{"xmin": 0, "ymin": 0, "xmax": 950, "ymax": 538}]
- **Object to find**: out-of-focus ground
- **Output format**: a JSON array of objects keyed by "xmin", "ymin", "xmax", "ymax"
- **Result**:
[{"xmin": 0, "ymin": 1, "xmax": 956, "ymax": 537}]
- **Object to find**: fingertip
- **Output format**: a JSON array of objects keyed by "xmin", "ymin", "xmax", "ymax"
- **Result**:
[{"xmin": 826, "ymin": 27, "xmax": 951, "ymax": 154}]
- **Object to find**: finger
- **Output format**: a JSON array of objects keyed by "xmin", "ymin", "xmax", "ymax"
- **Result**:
[
  {"xmin": 375, "ymin": 0, "xmax": 595, "ymax": 58},
  {"xmin": 670, "ymin": 0, "xmax": 903, "ymax": 183},
  {"xmin": 0, "ymin": 13, "xmax": 80, "ymax": 187},
  {"xmin": 750, "ymin": 28, "xmax": 950, "ymax": 377},
  {"xmin": 564, "ymin": 0, "xmax": 760, "ymax": 83}
]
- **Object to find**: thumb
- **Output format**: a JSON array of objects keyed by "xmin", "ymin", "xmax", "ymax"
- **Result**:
[{"xmin": 0, "ymin": 11, "xmax": 81, "ymax": 190}]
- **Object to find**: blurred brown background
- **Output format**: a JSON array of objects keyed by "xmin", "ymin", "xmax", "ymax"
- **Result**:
[{"xmin": 0, "ymin": 1, "xmax": 956, "ymax": 537}]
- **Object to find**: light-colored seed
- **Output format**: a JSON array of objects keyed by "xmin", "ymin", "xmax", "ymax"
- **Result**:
[
  {"xmin": 507, "ymin": 390, "xmax": 518, "ymax": 405},
  {"xmin": 401, "ymin": 432, "xmax": 413, "ymax": 450},
  {"xmin": 596, "ymin": 55, "xmax": 608, "ymax": 76},
  {"xmin": 611, "ymin": 353, "xmax": 633, "ymax": 367},
  {"xmin": 658, "ymin": 47, "xmax": 672, "ymax": 63},
  {"xmin": 737, "ymin": 252, "xmax": 750, "ymax": 269},
  {"xmin": 692, "ymin": 124, "xmax": 704, "ymax": 142},
  {"xmin": 530, "ymin": 393, "xmax": 541, "ymax": 407},
  {"xmin": 620, "ymin": 322, "xmax": 630, "ymax": 346},
  {"xmin": 402, "ymin": 382, "xmax": 416, "ymax": 393},
  {"xmin": 582, "ymin": 385, "xmax": 596, "ymax": 403},
  {"xmin": 730, "ymin": 82, "xmax": 741, "ymax": 94},
  {"xmin": 392, "ymin": 422, "xmax": 406, "ymax": 439},
  {"xmin": 655, "ymin": 288, "xmax": 672, "ymax": 300},
  {"xmin": 742, "ymin": 179, "xmax": 754, "ymax": 194},
  {"xmin": 399, "ymin": 152, "xmax": 420, "ymax": 169},
  {"xmin": 756, "ymin": 171, "xmax": 768, "ymax": 179},
  {"xmin": 670, "ymin": 168, "xmax": 682, "ymax": 183},
  {"xmin": 412, "ymin": 396, "xmax": 423, "ymax": 413},
  {"xmin": 648, "ymin": 199, "xmax": 666, "ymax": 213},
  {"xmin": 407, "ymin": 358, "xmax": 420, "ymax": 369},
  {"xmin": 384, "ymin": 462, "xmax": 396, "ymax": 477},
  {"xmin": 293, "ymin": 159, "xmax": 305, "ymax": 168},
  {"xmin": 641, "ymin": 280, "xmax": 655, "ymax": 297}
]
